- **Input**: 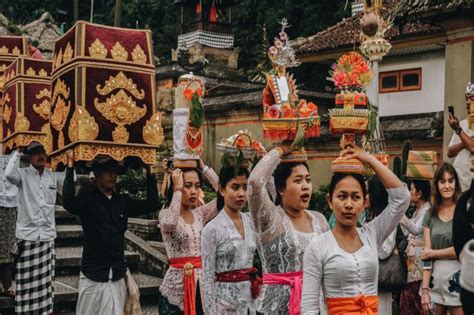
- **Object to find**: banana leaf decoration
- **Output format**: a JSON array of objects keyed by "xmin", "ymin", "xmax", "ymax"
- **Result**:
[
  {"xmin": 221, "ymin": 150, "xmax": 244, "ymax": 176},
  {"xmin": 190, "ymin": 93, "xmax": 205, "ymax": 128},
  {"xmin": 291, "ymin": 119, "xmax": 307, "ymax": 148}
]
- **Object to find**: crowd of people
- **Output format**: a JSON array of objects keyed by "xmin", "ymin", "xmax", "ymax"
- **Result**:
[{"xmin": 0, "ymin": 95, "xmax": 473, "ymax": 315}]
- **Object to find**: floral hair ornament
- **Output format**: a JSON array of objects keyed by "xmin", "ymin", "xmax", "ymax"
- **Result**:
[{"xmin": 217, "ymin": 130, "xmax": 264, "ymax": 175}]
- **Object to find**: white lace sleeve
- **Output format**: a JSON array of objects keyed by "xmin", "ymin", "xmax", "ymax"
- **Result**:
[
  {"xmin": 201, "ymin": 224, "xmax": 217, "ymax": 315},
  {"xmin": 203, "ymin": 166, "xmax": 219, "ymax": 191},
  {"xmin": 367, "ymin": 185, "xmax": 410, "ymax": 247},
  {"xmin": 158, "ymin": 191, "xmax": 182, "ymax": 232},
  {"xmin": 248, "ymin": 149, "xmax": 282, "ymax": 233},
  {"xmin": 301, "ymin": 240, "xmax": 322, "ymax": 315}
]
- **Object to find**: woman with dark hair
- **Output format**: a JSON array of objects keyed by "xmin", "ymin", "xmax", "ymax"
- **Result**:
[
  {"xmin": 201, "ymin": 166, "xmax": 259, "ymax": 314},
  {"xmin": 421, "ymin": 163, "xmax": 463, "ymax": 315},
  {"xmin": 399, "ymin": 179, "xmax": 431, "ymax": 314},
  {"xmin": 248, "ymin": 143, "xmax": 329, "ymax": 314},
  {"xmin": 301, "ymin": 143, "xmax": 410, "ymax": 314},
  {"xmin": 158, "ymin": 160, "xmax": 218, "ymax": 315}
]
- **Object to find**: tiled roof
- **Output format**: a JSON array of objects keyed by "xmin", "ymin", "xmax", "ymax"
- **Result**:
[
  {"xmin": 293, "ymin": 12, "xmax": 443, "ymax": 55},
  {"xmin": 391, "ymin": 0, "xmax": 473, "ymax": 18}
]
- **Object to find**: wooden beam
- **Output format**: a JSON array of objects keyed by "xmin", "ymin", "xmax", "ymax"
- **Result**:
[{"xmin": 114, "ymin": 0, "xmax": 122, "ymax": 27}]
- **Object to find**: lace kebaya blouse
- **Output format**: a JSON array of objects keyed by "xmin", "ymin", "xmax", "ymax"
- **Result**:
[
  {"xmin": 158, "ymin": 167, "xmax": 219, "ymax": 310},
  {"xmin": 201, "ymin": 210, "xmax": 257, "ymax": 315},
  {"xmin": 248, "ymin": 149, "xmax": 329, "ymax": 314}
]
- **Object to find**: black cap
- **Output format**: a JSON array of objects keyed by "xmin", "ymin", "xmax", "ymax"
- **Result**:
[
  {"xmin": 26, "ymin": 141, "xmax": 45, "ymax": 154},
  {"xmin": 92, "ymin": 158, "xmax": 120, "ymax": 175}
]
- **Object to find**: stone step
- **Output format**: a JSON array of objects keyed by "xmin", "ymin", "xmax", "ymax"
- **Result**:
[
  {"xmin": 53, "ymin": 273, "xmax": 162, "ymax": 312},
  {"xmin": 55, "ymin": 225, "xmax": 83, "ymax": 247},
  {"xmin": 55, "ymin": 206, "xmax": 80, "ymax": 225},
  {"xmin": 55, "ymin": 246, "xmax": 140, "ymax": 275},
  {"xmin": 147, "ymin": 241, "xmax": 167, "ymax": 256}
]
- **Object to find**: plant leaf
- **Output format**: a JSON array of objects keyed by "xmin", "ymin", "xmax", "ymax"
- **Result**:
[
  {"xmin": 292, "ymin": 121, "xmax": 305, "ymax": 148},
  {"xmin": 234, "ymin": 150, "xmax": 244, "ymax": 176}
]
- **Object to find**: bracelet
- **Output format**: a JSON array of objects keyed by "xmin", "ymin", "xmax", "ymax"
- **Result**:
[
  {"xmin": 421, "ymin": 288, "xmax": 430, "ymax": 291},
  {"xmin": 173, "ymin": 187, "xmax": 183, "ymax": 192}
]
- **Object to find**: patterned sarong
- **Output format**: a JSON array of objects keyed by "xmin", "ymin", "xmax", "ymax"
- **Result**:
[{"xmin": 15, "ymin": 240, "xmax": 55, "ymax": 315}]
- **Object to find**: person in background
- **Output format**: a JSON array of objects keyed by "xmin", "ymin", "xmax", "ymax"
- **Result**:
[
  {"xmin": 63, "ymin": 152, "xmax": 160, "ymax": 314},
  {"xmin": 399, "ymin": 179, "xmax": 431, "ymax": 314},
  {"xmin": 421, "ymin": 163, "xmax": 463, "ymax": 315},
  {"xmin": 447, "ymin": 82, "xmax": 474, "ymax": 192},
  {"xmin": 27, "ymin": 38, "xmax": 44, "ymax": 59},
  {"xmin": 0, "ymin": 153, "xmax": 18, "ymax": 298},
  {"xmin": 5, "ymin": 142, "xmax": 65, "ymax": 314}
]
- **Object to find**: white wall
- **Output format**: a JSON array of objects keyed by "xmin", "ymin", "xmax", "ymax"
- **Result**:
[{"xmin": 367, "ymin": 51, "xmax": 445, "ymax": 117}]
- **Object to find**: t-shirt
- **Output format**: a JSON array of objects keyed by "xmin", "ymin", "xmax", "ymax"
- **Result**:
[
  {"xmin": 422, "ymin": 210, "xmax": 454, "ymax": 250},
  {"xmin": 449, "ymin": 119, "xmax": 474, "ymax": 192}
]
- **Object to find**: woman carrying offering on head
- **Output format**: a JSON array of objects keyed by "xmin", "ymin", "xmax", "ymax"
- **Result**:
[
  {"xmin": 248, "ymin": 142, "xmax": 329, "ymax": 315},
  {"xmin": 201, "ymin": 163, "xmax": 259, "ymax": 315},
  {"xmin": 421, "ymin": 163, "xmax": 463, "ymax": 315},
  {"xmin": 301, "ymin": 142, "xmax": 410, "ymax": 314},
  {"xmin": 158, "ymin": 160, "xmax": 218, "ymax": 315}
]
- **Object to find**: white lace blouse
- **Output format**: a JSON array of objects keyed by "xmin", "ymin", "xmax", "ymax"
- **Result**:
[
  {"xmin": 158, "ymin": 167, "xmax": 219, "ymax": 310},
  {"xmin": 201, "ymin": 210, "xmax": 257, "ymax": 315},
  {"xmin": 248, "ymin": 149, "xmax": 329, "ymax": 314},
  {"xmin": 300, "ymin": 185, "xmax": 410, "ymax": 314}
]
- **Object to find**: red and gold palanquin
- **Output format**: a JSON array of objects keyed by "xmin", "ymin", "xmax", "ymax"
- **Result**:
[
  {"xmin": 1, "ymin": 57, "xmax": 52, "ymax": 154},
  {"xmin": 48, "ymin": 21, "xmax": 163, "ymax": 169},
  {"xmin": 0, "ymin": 36, "xmax": 28, "ymax": 140}
]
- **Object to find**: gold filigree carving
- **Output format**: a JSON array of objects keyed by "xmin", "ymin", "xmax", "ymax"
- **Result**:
[
  {"xmin": 96, "ymin": 71, "xmax": 145, "ymax": 99},
  {"xmin": 0, "ymin": 76, "xmax": 5, "ymax": 89},
  {"xmin": 143, "ymin": 112, "xmax": 164, "ymax": 145},
  {"xmin": 55, "ymin": 48, "xmax": 63, "ymax": 69},
  {"xmin": 0, "ymin": 64, "xmax": 7, "ymax": 71},
  {"xmin": 36, "ymin": 88, "xmax": 50, "ymax": 100},
  {"xmin": 94, "ymin": 89, "xmax": 146, "ymax": 143},
  {"xmin": 14, "ymin": 112, "xmax": 30, "ymax": 132},
  {"xmin": 41, "ymin": 124, "xmax": 52, "ymax": 154},
  {"xmin": 12, "ymin": 47, "xmax": 20, "ymax": 55},
  {"xmin": 0, "ymin": 46, "xmax": 8, "ymax": 54},
  {"xmin": 3, "ymin": 105, "xmax": 12, "ymax": 124},
  {"xmin": 26, "ymin": 67, "xmax": 36, "ymax": 76},
  {"xmin": 2, "ymin": 133, "xmax": 48, "ymax": 155},
  {"xmin": 68, "ymin": 105, "xmax": 99, "ymax": 142},
  {"xmin": 89, "ymin": 38, "xmax": 107, "ymax": 59},
  {"xmin": 51, "ymin": 79, "xmax": 72, "ymax": 149},
  {"xmin": 39, "ymin": 69, "xmax": 48, "ymax": 77},
  {"xmin": 111, "ymin": 42, "xmax": 128, "ymax": 61},
  {"xmin": 51, "ymin": 143, "xmax": 157, "ymax": 170},
  {"xmin": 33, "ymin": 100, "xmax": 51, "ymax": 120},
  {"xmin": 131, "ymin": 44, "xmax": 147, "ymax": 64},
  {"xmin": 63, "ymin": 42, "xmax": 74, "ymax": 63}
]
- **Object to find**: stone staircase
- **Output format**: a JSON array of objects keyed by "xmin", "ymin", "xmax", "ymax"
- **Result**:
[{"xmin": 53, "ymin": 206, "xmax": 164, "ymax": 314}]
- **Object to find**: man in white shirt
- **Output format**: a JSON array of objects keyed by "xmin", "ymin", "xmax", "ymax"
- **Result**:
[
  {"xmin": 0, "ymin": 152, "xmax": 19, "ymax": 298},
  {"xmin": 448, "ymin": 82, "xmax": 474, "ymax": 192},
  {"xmin": 5, "ymin": 141, "xmax": 67, "ymax": 315}
]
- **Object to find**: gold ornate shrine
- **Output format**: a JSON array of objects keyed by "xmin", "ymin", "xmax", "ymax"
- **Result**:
[
  {"xmin": 49, "ymin": 20, "xmax": 162, "ymax": 169},
  {"xmin": 1, "ymin": 56, "xmax": 52, "ymax": 154}
]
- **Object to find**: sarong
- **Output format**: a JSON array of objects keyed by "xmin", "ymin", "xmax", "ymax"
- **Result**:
[
  {"xmin": 76, "ymin": 269, "xmax": 126, "ymax": 315},
  {"xmin": 15, "ymin": 240, "xmax": 55, "ymax": 315}
]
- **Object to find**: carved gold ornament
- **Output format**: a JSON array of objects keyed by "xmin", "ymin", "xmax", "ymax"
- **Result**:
[
  {"xmin": 0, "ymin": 46, "xmax": 8, "ymax": 54},
  {"xmin": 143, "ymin": 112, "xmax": 164, "ymax": 145},
  {"xmin": 55, "ymin": 48, "xmax": 63, "ymax": 69},
  {"xmin": 33, "ymin": 87, "xmax": 51, "ymax": 121},
  {"xmin": 132, "ymin": 44, "xmax": 147, "ymax": 64},
  {"xmin": 51, "ymin": 79, "xmax": 72, "ymax": 148},
  {"xmin": 51, "ymin": 143, "xmax": 157, "ymax": 169},
  {"xmin": 89, "ymin": 38, "xmax": 107, "ymax": 59},
  {"xmin": 0, "ymin": 64, "xmax": 7, "ymax": 71},
  {"xmin": 12, "ymin": 47, "xmax": 20, "ymax": 55},
  {"xmin": 3, "ymin": 105, "xmax": 12, "ymax": 124},
  {"xmin": 63, "ymin": 42, "xmax": 74, "ymax": 63},
  {"xmin": 96, "ymin": 71, "xmax": 145, "ymax": 99},
  {"xmin": 39, "ymin": 69, "xmax": 48, "ymax": 77},
  {"xmin": 68, "ymin": 105, "xmax": 99, "ymax": 142},
  {"xmin": 41, "ymin": 123, "xmax": 53, "ymax": 153},
  {"xmin": 26, "ymin": 67, "xmax": 36, "ymax": 76},
  {"xmin": 111, "ymin": 42, "xmax": 128, "ymax": 61},
  {"xmin": 14, "ymin": 112, "xmax": 30, "ymax": 132},
  {"xmin": 0, "ymin": 76, "xmax": 5, "ymax": 89},
  {"xmin": 94, "ymin": 89, "xmax": 146, "ymax": 143}
]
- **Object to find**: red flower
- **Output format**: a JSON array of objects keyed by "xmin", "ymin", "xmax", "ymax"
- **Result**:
[
  {"xmin": 268, "ymin": 105, "xmax": 282, "ymax": 118},
  {"xmin": 195, "ymin": 88, "xmax": 203, "ymax": 97},
  {"xmin": 183, "ymin": 88, "xmax": 194, "ymax": 100}
]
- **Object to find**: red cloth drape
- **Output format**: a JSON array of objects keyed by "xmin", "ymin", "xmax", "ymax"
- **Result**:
[
  {"xmin": 169, "ymin": 256, "xmax": 202, "ymax": 315},
  {"xmin": 216, "ymin": 267, "xmax": 261, "ymax": 299}
]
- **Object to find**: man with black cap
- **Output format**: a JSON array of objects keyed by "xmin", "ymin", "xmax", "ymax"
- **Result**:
[
  {"xmin": 5, "ymin": 141, "xmax": 67, "ymax": 315},
  {"xmin": 62, "ymin": 151, "xmax": 160, "ymax": 315}
]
